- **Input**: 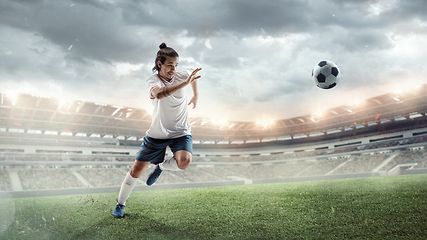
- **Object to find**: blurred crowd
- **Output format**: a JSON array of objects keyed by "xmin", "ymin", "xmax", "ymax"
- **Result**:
[{"xmin": 1, "ymin": 136, "xmax": 427, "ymax": 191}]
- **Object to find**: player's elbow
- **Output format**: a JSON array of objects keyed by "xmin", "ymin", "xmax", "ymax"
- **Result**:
[
  {"xmin": 150, "ymin": 87, "xmax": 162, "ymax": 99},
  {"xmin": 155, "ymin": 94, "xmax": 165, "ymax": 100}
]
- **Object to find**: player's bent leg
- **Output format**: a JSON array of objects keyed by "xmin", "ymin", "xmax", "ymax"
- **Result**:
[
  {"xmin": 174, "ymin": 150, "xmax": 192, "ymax": 170},
  {"xmin": 147, "ymin": 150, "xmax": 192, "ymax": 186}
]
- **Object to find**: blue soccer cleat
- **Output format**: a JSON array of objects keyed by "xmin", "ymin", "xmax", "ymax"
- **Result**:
[
  {"xmin": 146, "ymin": 165, "xmax": 163, "ymax": 186},
  {"xmin": 112, "ymin": 200, "xmax": 125, "ymax": 218}
]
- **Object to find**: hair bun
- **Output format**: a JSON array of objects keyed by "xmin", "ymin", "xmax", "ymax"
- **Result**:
[{"xmin": 159, "ymin": 43, "xmax": 167, "ymax": 49}]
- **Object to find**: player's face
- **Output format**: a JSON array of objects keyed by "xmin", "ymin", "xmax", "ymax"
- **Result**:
[{"xmin": 158, "ymin": 57, "xmax": 179, "ymax": 80}]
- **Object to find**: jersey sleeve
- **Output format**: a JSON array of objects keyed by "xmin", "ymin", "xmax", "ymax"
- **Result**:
[{"xmin": 147, "ymin": 76, "xmax": 161, "ymax": 99}]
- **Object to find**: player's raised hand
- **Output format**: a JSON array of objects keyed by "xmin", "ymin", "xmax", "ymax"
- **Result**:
[{"xmin": 187, "ymin": 68, "xmax": 202, "ymax": 84}]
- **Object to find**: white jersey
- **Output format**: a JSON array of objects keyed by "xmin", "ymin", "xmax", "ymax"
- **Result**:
[{"xmin": 145, "ymin": 70, "xmax": 192, "ymax": 139}]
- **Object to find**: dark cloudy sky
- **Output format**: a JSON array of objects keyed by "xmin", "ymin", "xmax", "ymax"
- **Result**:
[{"xmin": 1, "ymin": 0, "xmax": 426, "ymax": 122}]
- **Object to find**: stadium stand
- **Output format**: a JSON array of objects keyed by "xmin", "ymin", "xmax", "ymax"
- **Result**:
[
  {"xmin": 0, "ymin": 167, "xmax": 12, "ymax": 191},
  {"xmin": 332, "ymin": 153, "xmax": 391, "ymax": 174},
  {"xmin": 298, "ymin": 158, "xmax": 349, "ymax": 177},
  {"xmin": 17, "ymin": 168, "xmax": 82, "ymax": 190},
  {"xmin": 381, "ymin": 147, "xmax": 427, "ymax": 171},
  {"xmin": 2, "ymin": 86, "xmax": 427, "ymax": 193},
  {"xmin": 75, "ymin": 167, "xmax": 130, "ymax": 187}
]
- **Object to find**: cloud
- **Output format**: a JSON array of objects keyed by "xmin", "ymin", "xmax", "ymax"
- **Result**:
[
  {"xmin": 0, "ymin": 1, "xmax": 153, "ymax": 64},
  {"xmin": 1, "ymin": 0, "xmax": 427, "ymax": 122}
]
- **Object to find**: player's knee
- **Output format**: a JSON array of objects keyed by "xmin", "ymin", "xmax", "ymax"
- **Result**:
[
  {"xmin": 129, "ymin": 167, "xmax": 141, "ymax": 178},
  {"xmin": 177, "ymin": 155, "xmax": 192, "ymax": 170},
  {"xmin": 129, "ymin": 162, "xmax": 145, "ymax": 178}
]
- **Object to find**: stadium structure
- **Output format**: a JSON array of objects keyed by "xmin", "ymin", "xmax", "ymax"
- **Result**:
[{"xmin": 1, "ymin": 84, "xmax": 427, "ymax": 198}]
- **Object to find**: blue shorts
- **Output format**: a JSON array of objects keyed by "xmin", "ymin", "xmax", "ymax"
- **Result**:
[{"xmin": 135, "ymin": 135, "xmax": 193, "ymax": 164}]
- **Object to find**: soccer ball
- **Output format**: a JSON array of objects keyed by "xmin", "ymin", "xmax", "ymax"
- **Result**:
[{"xmin": 312, "ymin": 61, "xmax": 340, "ymax": 89}]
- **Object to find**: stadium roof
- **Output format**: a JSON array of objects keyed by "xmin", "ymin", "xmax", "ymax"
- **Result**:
[{"xmin": 1, "ymin": 84, "xmax": 427, "ymax": 143}]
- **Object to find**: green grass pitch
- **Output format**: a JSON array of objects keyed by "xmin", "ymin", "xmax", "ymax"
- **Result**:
[{"xmin": 1, "ymin": 174, "xmax": 426, "ymax": 239}]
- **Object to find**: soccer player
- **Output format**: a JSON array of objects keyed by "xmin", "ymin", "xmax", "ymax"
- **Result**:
[{"xmin": 112, "ymin": 43, "xmax": 201, "ymax": 218}]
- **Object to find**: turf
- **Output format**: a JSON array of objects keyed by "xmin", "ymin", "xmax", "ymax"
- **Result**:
[{"xmin": 1, "ymin": 174, "xmax": 427, "ymax": 239}]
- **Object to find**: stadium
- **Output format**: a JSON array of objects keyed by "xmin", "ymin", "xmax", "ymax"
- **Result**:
[
  {"xmin": 1, "ymin": 83, "xmax": 427, "ymax": 196},
  {"xmin": 2, "ymin": 0, "xmax": 427, "ymax": 238}
]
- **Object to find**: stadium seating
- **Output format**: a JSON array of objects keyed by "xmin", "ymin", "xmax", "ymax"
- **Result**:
[
  {"xmin": 75, "ymin": 167, "xmax": 130, "ymax": 187},
  {"xmin": 2, "ymin": 130, "xmax": 427, "ymax": 191},
  {"xmin": 0, "ymin": 167, "xmax": 12, "ymax": 191},
  {"xmin": 18, "ymin": 168, "xmax": 82, "ymax": 190},
  {"xmin": 332, "ymin": 153, "xmax": 390, "ymax": 174},
  {"xmin": 381, "ymin": 148, "xmax": 427, "ymax": 171},
  {"xmin": 298, "ymin": 158, "xmax": 348, "ymax": 177}
]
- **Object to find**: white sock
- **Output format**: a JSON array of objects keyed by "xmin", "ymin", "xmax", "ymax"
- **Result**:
[
  {"xmin": 117, "ymin": 172, "xmax": 139, "ymax": 205},
  {"xmin": 159, "ymin": 157, "xmax": 181, "ymax": 171}
]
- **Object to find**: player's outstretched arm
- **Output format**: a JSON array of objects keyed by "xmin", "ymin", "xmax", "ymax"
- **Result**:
[{"xmin": 152, "ymin": 68, "xmax": 202, "ymax": 100}]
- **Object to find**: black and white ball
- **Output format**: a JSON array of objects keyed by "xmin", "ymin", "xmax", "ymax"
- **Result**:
[{"xmin": 312, "ymin": 61, "xmax": 340, "ymax": 89}]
